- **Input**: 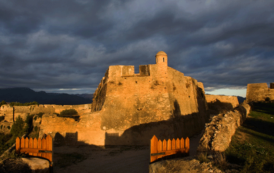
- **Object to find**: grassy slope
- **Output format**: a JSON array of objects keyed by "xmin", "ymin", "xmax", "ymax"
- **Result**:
[{"xmin": 225, "ymin": 102, "xmax": 274, "ymax": 172}]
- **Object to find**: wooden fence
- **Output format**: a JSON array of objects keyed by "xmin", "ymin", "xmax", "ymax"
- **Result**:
[
  {"xmin": 150, "ymin": 135, "xmax": 189, "ymax": 162},
  {"xmin": 16, "ymin": 135, "xmax": 53, "ymax": 165}
]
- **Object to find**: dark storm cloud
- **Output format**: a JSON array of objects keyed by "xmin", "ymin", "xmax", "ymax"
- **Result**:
[{"xmin": 0, "ymin": 0, "xmax": 273, "ymax": 94}]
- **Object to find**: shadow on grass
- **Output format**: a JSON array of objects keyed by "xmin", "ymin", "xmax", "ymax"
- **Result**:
[
  {"xmin": 242, "ymin": 117, "xmax": 274, "ymax": 138},
  {"xmin": 251, "ymin": 102, "xmax": 274, "ymax": 115}
]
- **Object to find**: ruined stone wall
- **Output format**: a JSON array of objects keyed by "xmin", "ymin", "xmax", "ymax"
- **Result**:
[
  {"xmin": 198, "ymin": 103, "xmax": 251, "ymax": 152},
  {"xmin": 206, "ymin": 95, "xmax": 239, "ymax": 108},
  {"xmin": 40, "ymin": 112, "xmax": 105, "ymax": 146},
  {"xmin": 0, "ymin": 104, "xmax": 91, "ymax": 123},
  {"xmin": 0, "ymin": 105, "xmax": 13, "ymax": 122},
  {"xmin": 246, "ymin": 83, "xmax": 274, "ymax": 102},
  {"xmin": 0, "ymin": 121, "xmax": 12, "ymax": 134}
]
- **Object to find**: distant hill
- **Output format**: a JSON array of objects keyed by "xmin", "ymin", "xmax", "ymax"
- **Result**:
[
  {"xmin": 237, "ymin": 96, "xmax": 246, "ymax": 104},
  {"xmin": 0, "ymin": 87, "xmax": 92, "ymax": 105},
  {"xmin": 76, "ymin": 94, "xmax": 93, "ymax": 100}
]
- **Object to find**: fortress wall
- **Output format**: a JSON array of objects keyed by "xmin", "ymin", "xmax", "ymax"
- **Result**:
[
  {"xmin": 267, "ymin": 89, "xmax": 274, "ymax": 100},
  {"xmin": 167, "ymin": 67, "xmax": 204, "ymax": 116},
  {"xmin": 2, "ymin": 103, "xmax": 91, "ymax": 123},
  {"xmin": 108, "ymin": 65, "xmax": 135, "ymax": 79},
  {"xmin": 0, "ymin": 105, "xmax": 13, "ymax": 122},
  {"xmin": 167, "ymin": 67, "xmax": 208, "ymax": 136},
  {"xmin": 246, "ymin": 83, "xmax": 274, "ymax": 102},
  {"xmin": 51, "ymin": 104, "xmax": 91, "ymax": 114},
  {"xmin": 100, "ymin": 70, "xmax": 172, "ymax": 131},
  {"xmin": 0, "ymin": 121, "xmax": 13, "ymax": 134},
  {"xmin": 92, "ymin": 71, "xmax": 109, "ymax": 111},
  {"xmin": 40, "ymin": 112, "xmax": 105, "ymax": 146},
  {"xmin": 206, "ymin": 95, "xmax": 239, "ymax": 108}
]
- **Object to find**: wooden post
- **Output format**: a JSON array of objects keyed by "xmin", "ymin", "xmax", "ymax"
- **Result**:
[
  {"xmin": 167, "ymin": 139, "xmax": 171, "ymax": 150},
  {"xmin": 180, "ymin": 138, "xmax": 185, "ymax": 149},
  {"xmin": 33, "ymin": 138, "xmax": 38, "ymax": 156},
  {"xmin": 185, "ymin": 137, "xmax": 190, "ymax": 153},
  {"xmin": 176, "ymin": 138, "xmax": 180, "ymax": 149},
  {"xmin": 172, "ymin": 138, "xmax": 176, "ymax": 150},
  {"xmin": 16, "ymin": 137, "xmax": 20, "ymax": 154},
  {"xmin": 29, "ymin": 138, "xmax": 33, "ymax": 156},
  {"xmin": 150, "ymin": 135, "xmax": 158, "ymax": 162},
  {"xmin": 163, "ymin": 139, "xmax": 167, "ymax": 152},
  {"xmin": 38, "ymin": 138, "xmax": 42, "ymax": 157},
  {"xmin": 21, "ymin": 137, "xmax": 25, "ymax": 150},
  {"xmin": 42, "ymin": 137, "xmax": 47, "ymax": 158}
]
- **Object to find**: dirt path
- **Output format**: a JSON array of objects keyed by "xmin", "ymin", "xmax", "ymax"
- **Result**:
[
  {"xmin": 53, "ymin": 132, "xmax": 203, "ymax": 173},
  {"xmin": 54, "ymin": 146, "xmax": 150, "ymax": 173}
]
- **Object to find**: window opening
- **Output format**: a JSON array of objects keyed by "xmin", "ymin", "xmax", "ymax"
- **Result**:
[{"xmin": 163, "ymin": 58, "xmax": 165, "ymax": 62}]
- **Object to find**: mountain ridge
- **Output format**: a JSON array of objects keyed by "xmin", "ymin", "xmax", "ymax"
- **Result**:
[{"xmin": 0, "ymin": 87, "xmax": 92, "ymax": 105}]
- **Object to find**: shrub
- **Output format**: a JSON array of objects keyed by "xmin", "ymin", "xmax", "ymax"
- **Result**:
[
  {"xmin": 34, "ymin": 126, "xmax": 38, "ymax": 131},
  {"xmin": 59, "ymin": 109, "xmax": 78, "ymax": 117},
  {"xmin": 9, "ymin": 101, "xmax": 39, "ymax": 107},
  {"xmin": 197, "ymin": 152, "xmax": 209, "ymax": 163},
  {"xmin": 10, "ymin": 116, "xmax": 26, "ymax": 138},
  {"xmin": 24, "ymin": 114, "xmax": 34, "ymax": 134},
  {"xmin": 0, "ymin": 100, "xmax": 6, "ymax": 107}
]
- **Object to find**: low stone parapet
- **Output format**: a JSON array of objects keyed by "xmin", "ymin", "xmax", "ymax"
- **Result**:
[{"xmin": 198, "ymin": 103, "xmax": 251, "ymax": 152}]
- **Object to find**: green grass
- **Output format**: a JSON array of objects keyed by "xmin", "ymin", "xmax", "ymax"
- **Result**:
[{"xmin": 225, "ymin": 102, "xmax": 274, "ymax": 172}]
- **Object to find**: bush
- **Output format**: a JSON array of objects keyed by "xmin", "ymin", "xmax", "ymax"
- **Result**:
[
  {"xmin": 59, "ymin": 109, "xmax": 78, "ymax": 117},
  {"xmin": 0, "ymin": 100, "xmax": 6, "ymax": 107},
  {"xmin": 24, "ymin": 114, "xmax": 34, "ymax": 134},
  {"xmin": 0, "ymin": 133, "xmax": 13, "ymax": 155},
  {"xmin": 9, "ymin": 101, "xmax": 38, "ymax": 107},
  {"xmin": 10, "ymin": 116, "xmax": 26, "ymax": 138}
]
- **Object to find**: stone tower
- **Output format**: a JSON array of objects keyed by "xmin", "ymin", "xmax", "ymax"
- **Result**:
[{"xmin": 155, "ymin": 51, "xmax": 168, "ymax": 81}]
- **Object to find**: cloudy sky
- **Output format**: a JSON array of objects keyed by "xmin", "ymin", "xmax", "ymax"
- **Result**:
[{"xmin": 0, "ymin": 0, "xmax": 273, "ymax": 97}]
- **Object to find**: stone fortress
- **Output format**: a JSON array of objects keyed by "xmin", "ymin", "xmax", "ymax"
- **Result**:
[{"xmin": 0, "ymin": 51, "xmax": 240, "ymax": 146}]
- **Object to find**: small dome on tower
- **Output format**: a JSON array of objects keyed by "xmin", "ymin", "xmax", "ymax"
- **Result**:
[
  {"xmin": 155, "ymin": 51, "xmax": 168, "ymax": 65},
  {"xmin": 156, "ymin": 51, "xmax": 167, "ymax": 56}
]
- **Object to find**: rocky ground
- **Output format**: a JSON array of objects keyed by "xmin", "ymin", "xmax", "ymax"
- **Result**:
[{"xmin": 0, "ymin": 158, "xmax": 32, "ymax": 173}]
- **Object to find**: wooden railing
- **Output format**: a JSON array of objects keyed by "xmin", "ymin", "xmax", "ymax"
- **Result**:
[
  {"xmin": 150, "ymin": 135, "xmax": 189, "ymax": 162},
  {"xmin": 16, "ymin": 135, "xmax": 53, "ymax": 165}
]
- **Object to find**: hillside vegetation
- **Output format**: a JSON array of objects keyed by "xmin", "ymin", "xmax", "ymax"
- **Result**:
[{"xmin": 225, "ymin": 102, "xmax": 274, "ymax": 172}]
